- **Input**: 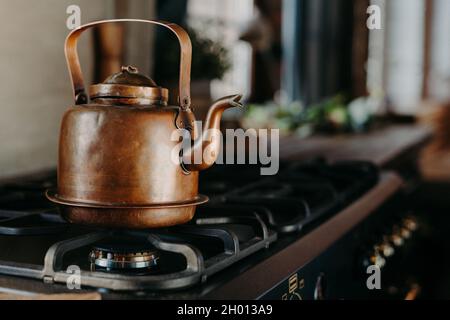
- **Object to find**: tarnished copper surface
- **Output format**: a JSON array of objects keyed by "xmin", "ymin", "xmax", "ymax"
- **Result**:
[
  {"xmin": 47, "ymin": 190, "xmax": 208, "ymax": 229},
  {"xmin": 89, "ymin": 85, "xmax": 168, "ymax": 104},
  {"xmin": 182, "ymin": 94, "xmax": 243, "ymax": 171},
  {"xmin": 59, "ymin": 206, "xmax": 197, "ymax": 229},
  {"xmin": 89, "ymin": 66, "xmax": 169, "ymax": 106},
  {"xmin": 47, "ymin": 19, "xmax": 242, "ymax": 228},
  {"xmin": 104, "ymin": 65, "xmax": 158, "ymax": 86}
]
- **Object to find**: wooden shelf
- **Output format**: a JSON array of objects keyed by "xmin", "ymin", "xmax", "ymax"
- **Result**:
[{"xmin": 279, "ymin": 125, "xmax": 431, "ymax": 167}]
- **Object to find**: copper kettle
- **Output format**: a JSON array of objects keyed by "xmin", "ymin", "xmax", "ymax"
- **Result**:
[{"xmin": 46, "ymin": 19, "xmax": 243, "ymax": 229}]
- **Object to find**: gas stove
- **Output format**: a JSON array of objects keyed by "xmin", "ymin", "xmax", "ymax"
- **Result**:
[{"xmin": 0, "ymin": 160, "xmax": 414, "ymax": 299}]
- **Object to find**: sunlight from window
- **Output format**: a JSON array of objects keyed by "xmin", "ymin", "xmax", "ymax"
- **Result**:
[{"xmin": 187, "ymin": 0, "xmax": 254, "ymax": 100}]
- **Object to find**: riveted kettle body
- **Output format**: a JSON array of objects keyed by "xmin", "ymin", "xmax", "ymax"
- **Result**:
[{"xmin": 46, "ymin": 19, "xmax": 242, "ymax": 228}]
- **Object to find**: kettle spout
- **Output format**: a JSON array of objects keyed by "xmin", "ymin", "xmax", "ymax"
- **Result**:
[{"xmin": 182, "ymin": 94, "xmax": 243, "ymax": 171}]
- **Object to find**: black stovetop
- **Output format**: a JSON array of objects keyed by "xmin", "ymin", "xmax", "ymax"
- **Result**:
[{"xmin": 0, "ymin": 160, "xmax": 379, "ymax": 298}]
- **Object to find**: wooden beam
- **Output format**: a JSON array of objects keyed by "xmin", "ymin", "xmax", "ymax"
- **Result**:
[
  {"xmin": 422, "ymin": 0, "xmax": 434, "ymax": 99},
  {"xmin": 352, "ymin": 0, "xmax": 370, "ymax": 98}
]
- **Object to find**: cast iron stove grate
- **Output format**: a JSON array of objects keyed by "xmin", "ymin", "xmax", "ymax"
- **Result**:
[
  {"xmin": 202, "ymin": 160, "xmax": 378, "ymax": 233},
  {"xmin": 0, "ymin": 160, "xmax": 378, "ymax": 291},
  {"xmin": 0, "ymin": 209, "xmax": 275, "ymax": 291}
]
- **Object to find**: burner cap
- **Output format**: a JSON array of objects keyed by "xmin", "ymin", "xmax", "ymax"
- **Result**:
[{"xmin": 89, "ymin": 239, "xmax": 159, "ymax": 270}]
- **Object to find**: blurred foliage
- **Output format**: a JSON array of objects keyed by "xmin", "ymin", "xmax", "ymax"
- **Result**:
[
  {"xmin": 242, "ymin": 94, "xmax": 377, "ymax": 137},
  {"xmin": 308, "ymin": 94, "xmax": 352, "ymax": 133},
  {"xmin": 156, "ymin": 26, "xmax": 231, "ymax": 81}
]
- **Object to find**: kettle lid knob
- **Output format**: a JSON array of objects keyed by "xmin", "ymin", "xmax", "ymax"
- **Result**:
[
  {"xmin": 89, "ymin": 65, "xmax": 168, "ymax": 105},
  {"xmin": 121, "ymin": 65, "xmax": 138, "ymax": 73},
  {"xmin": 103, "ymin": 65, "xmax": 157, "ymax": 87}
]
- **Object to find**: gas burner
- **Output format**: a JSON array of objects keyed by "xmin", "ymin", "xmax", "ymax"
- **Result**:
[{"xmin": 89, "ymin": 240, "xmax": 159, "ymax": 271}]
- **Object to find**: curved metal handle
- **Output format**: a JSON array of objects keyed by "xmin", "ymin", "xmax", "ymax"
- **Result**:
[{"xmin": 65, "ymin": 19, "xmax": 192, "ymax": 109}]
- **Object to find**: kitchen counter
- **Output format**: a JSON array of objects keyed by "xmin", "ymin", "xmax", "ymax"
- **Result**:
[{"xmin": 278, "ymin": 124, "xmax": 432, "ymax": 168}]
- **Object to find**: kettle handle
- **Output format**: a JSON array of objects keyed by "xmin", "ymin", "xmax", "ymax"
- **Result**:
[{"xmin": 65, "ymin": 19, "xmax": 192, "ymax": 110}]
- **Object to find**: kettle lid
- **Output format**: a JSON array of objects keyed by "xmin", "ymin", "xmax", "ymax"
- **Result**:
[{"xmin": 89, "ymin": 65, "xmax": 168, "ymax": 105}]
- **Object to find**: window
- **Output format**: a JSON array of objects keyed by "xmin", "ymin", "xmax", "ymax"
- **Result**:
[
  {"xmin": 429, "ymin": 0, "xmax": 450, "ymax": 100},
  {"xmin": 384, "ymin": 0, "xmax": 426, "ymax": 113},
  {"xmin": 187, "ymin": 0, "xmax": 254, "ymax": 100}
]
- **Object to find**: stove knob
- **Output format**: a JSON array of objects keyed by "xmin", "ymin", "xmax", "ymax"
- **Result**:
[
  {"xmin": 288, "ymin": 292, "xmax": 302, "ymax": 300},
  {"xmin": 391, "ymin": 234, "xmax": 403, "ymax": 247},
  {"xmin": 376, "ymin": 241, "xmax": 394, "ymax": 258},
  {"xmin": 403, "ymin": 217, "xmax": 418, "ymax": 231},
  {"xmin": 400, "ymin": 227, "xmax": 411, "ymax": 239},
  {"xmin": 369, "ymin": 251, "xmax": 386, "ymax": 268},
  {"xmin": 390, "ymin": 228, "xmax": 404, "ymax": 247},
  {"xmin": 314, "ymin": 273, "xmax": 326, "ymax": 300}
]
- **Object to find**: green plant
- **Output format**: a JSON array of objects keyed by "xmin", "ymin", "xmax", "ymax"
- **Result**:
[
  {"xmin": 308, "ymin": 94, "xmax": 351, "ymax": 132},
  {"xmin": 156, "ymin": 26, "xmax": 231, "ymax": 82},
  {"xmin": 241, "ymin": 94, "xmax": 375, "ymax": 137}
]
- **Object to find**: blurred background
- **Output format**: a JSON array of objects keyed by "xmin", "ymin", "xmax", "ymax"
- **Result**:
[{"xmin": 0, "ymin": 0, "xmax": 449, "ymax": 178}]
